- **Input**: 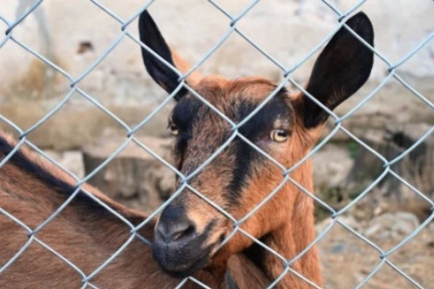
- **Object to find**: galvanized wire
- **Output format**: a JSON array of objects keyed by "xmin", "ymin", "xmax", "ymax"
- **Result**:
[{"xmin": 0, "ymin": 1, "xmax": 433, "ymax": 288}]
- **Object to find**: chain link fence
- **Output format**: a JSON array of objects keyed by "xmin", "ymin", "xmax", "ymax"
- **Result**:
[{"xmin": 0, "ymin": 0, "xmax": 433, "ymax": 288}]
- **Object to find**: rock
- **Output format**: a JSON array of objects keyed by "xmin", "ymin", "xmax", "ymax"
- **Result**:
[
  {"xmin": 311, "ymin": 144, "xmax": 355, "ymax": 221},
  {"xmin": 319, "ymin": 209, "xmax": 434, "ymax": 289},
  {"xmin": 0, "ymin": 101, "xmax": 172, "ymax": 150},
  {"xmin": 364, "ymin": 212, "xmax": 420, "ymax": 240},
  {"xmin": 312, "ymin": 144, "xmax": 354, "ymax": 189},
  {"xmin": 316, "ymin": 214, "xmax": 361, "ymax": 234},
  {"xmin": 82, "ymin": 136, "xmax": 175, "ymax": 213},
  {"xmin": 343, "ymin": 123, "xmax": 434, "ymax": 221}
]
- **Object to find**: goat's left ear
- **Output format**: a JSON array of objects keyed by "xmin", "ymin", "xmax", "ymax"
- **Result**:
[
  {"xmin": 299, "ymin": 12, "xmax": 374, "ymax": 129},
  {"xmin": 138, "ymin": 10, "xmax": 202, "ymax": 100}
]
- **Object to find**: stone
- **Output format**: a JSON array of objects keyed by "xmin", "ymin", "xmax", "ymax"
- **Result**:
[
  {"xmin": 316, "ymin": 214, "xmax": 361, "ymax": 234},
  {"xmin": 318, "ymin": 210, "xmax": 434, "ymax": 289},
  {"xmin": 364, "ymin": 212, "xmax": 420, "ymax": 240},
  {"xmin": 344, "ymin": 123, "xmax": 434, "ymax": 221},
  {"xmin": 0, "ymin": 100, "xmax": 172, "ymax": 150},
  {"xmin": 312, "ymin": 144, "xmax": 354, "ymax": 189},
  {"xmin": 82, "ymin": 136, "xmax": 175, "ymax": 213},
  {"xmin": 311, "ymin": 144, "xmax": 355, "ymax": 222}
]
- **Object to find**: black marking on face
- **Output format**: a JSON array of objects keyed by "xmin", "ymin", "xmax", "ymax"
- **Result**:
[
  {"xmin": 171, "ymin": 96, "xmax": 203, "ymax": 169},
  {"xmin": 227, "ymin": 92, "xmax": 293, "ymax": 203},
  {"xmin": 171, "ymin": 96, "xmax": 202, "ymax": 135}
]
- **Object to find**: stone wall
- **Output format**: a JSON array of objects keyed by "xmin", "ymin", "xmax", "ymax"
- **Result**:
[{"xmin": 1, "ymin": 0, "xmax": 433, "ymax": 149}]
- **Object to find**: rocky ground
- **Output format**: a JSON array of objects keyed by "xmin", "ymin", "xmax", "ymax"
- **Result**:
[{"xmin": 318, "ymin": 214, "xmax": 434, "ymax": 289}]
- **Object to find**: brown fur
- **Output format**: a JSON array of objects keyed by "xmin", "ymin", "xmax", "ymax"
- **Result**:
[{"xmin": 171, "ymin": 50, "xmax": 202, "ymax": 86}]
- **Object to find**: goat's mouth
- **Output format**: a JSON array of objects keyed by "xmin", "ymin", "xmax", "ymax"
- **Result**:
[
  {"xmin": 152, "ymin": 239, "xmax": 219, "ymax": 278},
  {"xmin": 152, "ymin": 211, "xmax": 229, "ymax": 277}
]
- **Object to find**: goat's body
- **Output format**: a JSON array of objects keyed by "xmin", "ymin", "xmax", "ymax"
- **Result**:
[{"xmin": 0, "ymin": 191, "xmax": 154, "ymax": 289}]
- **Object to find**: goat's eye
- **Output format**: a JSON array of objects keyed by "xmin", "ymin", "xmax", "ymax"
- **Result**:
[
  {"xmin": 270, "ymin": 129, "xmax": 290, "ymax": 142},
  {"xmin": 169, "ymin": 124, "xmax": 179, "ymax": 136}
]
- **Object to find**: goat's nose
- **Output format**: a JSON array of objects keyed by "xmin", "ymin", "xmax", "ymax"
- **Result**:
[{"xmin": 155, "ymin": 205, "xmax": 195, "ymax": 244}]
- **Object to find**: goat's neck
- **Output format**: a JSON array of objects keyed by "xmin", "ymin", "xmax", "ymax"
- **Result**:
[{"xmin": 244, "ymin": 159, "xmax": 322, "ymax": 288}]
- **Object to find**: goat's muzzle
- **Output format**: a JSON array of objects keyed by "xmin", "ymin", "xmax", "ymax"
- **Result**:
[{"xmin": 152, "ymin": 204, "xmax": 217, "ymax": 278}]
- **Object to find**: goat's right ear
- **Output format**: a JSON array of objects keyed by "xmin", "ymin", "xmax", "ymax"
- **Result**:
[
  {"xmin": 138, "ymin": 10, "xmax": 201, "ymax": 100},
  {"xmin": 298, "ymin": 12, "xmax": 374, "ymax": 129}
]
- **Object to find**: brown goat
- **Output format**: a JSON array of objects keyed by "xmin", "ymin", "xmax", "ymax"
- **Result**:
[{"xmin": 0, "ymin": 9, "xmax": 374, "ymax": 289}]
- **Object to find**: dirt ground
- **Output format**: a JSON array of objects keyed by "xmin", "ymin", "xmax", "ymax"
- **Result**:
[{"xmin": 318, "ymin": 218, "xmax": 434, "ymax": 289}]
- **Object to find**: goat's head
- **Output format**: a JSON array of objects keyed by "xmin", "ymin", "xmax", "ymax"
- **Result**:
[{"xmin": 139, "ymin": 10, "xmax": 374, "ymax": 278}]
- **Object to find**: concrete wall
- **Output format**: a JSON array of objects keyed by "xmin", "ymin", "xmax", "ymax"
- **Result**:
[{"xmin": 0, "ymin": 0, "xmax": 433, "ymax": 148}]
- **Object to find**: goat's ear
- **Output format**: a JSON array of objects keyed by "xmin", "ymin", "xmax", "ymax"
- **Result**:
[
  {"xmin": 138, "ymin": 10, "xmax": 202, "ymax": 100},
  {"xmin": 300, "ymin": 12, "xmax": 374, "ymax": 129}
]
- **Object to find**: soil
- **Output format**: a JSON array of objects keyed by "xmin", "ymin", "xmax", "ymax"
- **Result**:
[{"xmin": 318, "ymin": 219, "xmax": 434, "ymax": 289}]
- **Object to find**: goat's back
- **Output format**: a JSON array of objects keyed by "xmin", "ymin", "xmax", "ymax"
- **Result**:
[{"xmin": 0, "ymin": 134, "xmax": 180, "ymax": 289}]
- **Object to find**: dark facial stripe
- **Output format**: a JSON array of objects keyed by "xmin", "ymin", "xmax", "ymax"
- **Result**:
[
  {"xmin": 172, "ymin": 96, "xmax": 205, "ymax": 152},
  {"xmin": 171, "ymin": 96, "xmax": 203, "ymax": 170},
  {"xmin": 226, "ymin": 138, "xmax": 255, "ymax": 204},
  {"xmin": 227, "ymin": 93, "xmax": 292, "ymax": 202},
  {"xmin": 171, "ymin": 96, "xmax": 203, "ymax": 133}
]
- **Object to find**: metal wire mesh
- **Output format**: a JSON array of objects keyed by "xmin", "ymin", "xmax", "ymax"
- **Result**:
[{"xmin": 0, "ymin": 0, "xmax": 433, "ymax": 288}]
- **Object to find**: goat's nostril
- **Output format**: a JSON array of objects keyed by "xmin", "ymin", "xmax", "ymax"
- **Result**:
[
  {"xmin": 172, "ymin": 224, "xmax": 195, "ymax": 241},
  {"xmin": 156, "ymin": 219, "xmax": 195, "ymax": 243},
  {"xmin": 156, "ymin": 205, "xmax": 196, "ymax": 243}
]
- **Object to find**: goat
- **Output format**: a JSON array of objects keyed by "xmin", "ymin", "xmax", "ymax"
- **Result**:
[{"xmin": 0, "ymin": 9, "xmax": 374, "ymax": 289}]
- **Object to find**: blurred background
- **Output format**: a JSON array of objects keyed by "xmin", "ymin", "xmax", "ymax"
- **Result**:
[{"xmin": 1, "ymin": 0, "xmax": 434, "ymax": 287}]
